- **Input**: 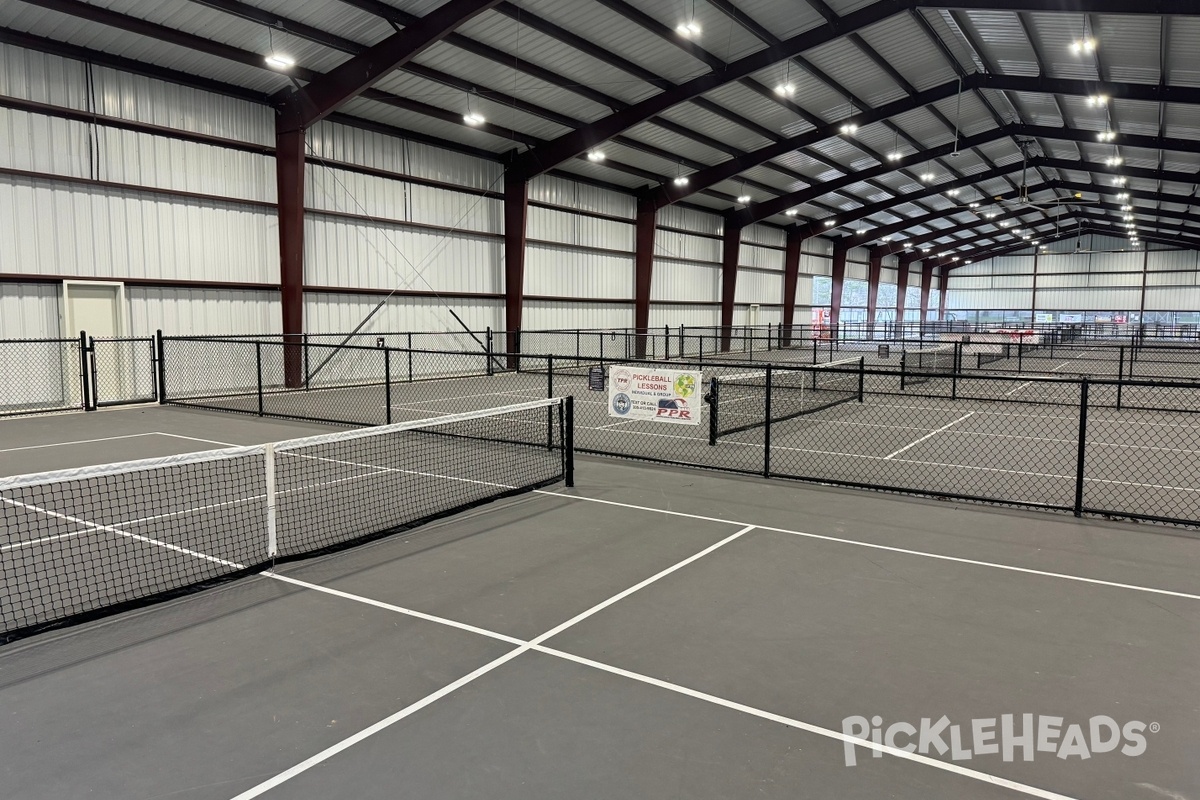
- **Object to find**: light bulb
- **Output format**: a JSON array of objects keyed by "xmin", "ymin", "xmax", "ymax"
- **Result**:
[
  {"xmin": 586, "ymin": 150, "xmax": 605, "ymax": 162},
  {"xmin": 887, "ymin": 152, "xmax": 902, "ymax": 161},
  {"xmin": 774, "ymin": 83, "xmax": 795, "ymax": 96},
  {"xmin": 265, "ymin": 54, "xmax": 294, "ymax": 69},
  {"xmin": 737, "ymin": 195, "xmax": 751, "ymax": 204},
  {"xmin": 673, "ymin": 175, "xmax": 689, "ymax": 186},
  {"xmin": 785, "ymin": 209, "xmax": 799, "ymax": 216},
  {"xmin": 463, "ymin": 112, "xmax": 485, "ymax": 125},
  {"xmin": 824, "ymin": 219, "xmax": 836, "ymax": 226},
  {"xmin": 676, "ymin": 21, "xmax": 701, "ymax": 37}
]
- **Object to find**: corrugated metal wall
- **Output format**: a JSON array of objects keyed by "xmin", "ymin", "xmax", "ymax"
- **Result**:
[
  {"xmin": 0, "ymin": 282, "xmax": 60, "ymax": 338},
  {"xmin": 128, "ymin": 287, "xmax": 280, "ymax": 337}
]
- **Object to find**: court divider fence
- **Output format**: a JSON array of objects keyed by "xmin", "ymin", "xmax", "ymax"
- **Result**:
[
  {"xmin": 154, "ymin": 333, "xmax": 1200, "ymax": 530},
  {"xmin": 0, "ymin": 334, "xmax": 157, "ymax": 417}
]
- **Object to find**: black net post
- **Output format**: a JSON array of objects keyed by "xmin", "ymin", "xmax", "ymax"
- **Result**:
[
  {"xmin": 763, "ymin": 368, "xmax": 773, "ymax": 478},
  {"xmin": 87, "ymin": 335, "xmax": 99, "ymax": 409},
  {"xmin": 1074, "ymin": 379, "xmax": 1090, "ymax": 517},
  {"xmin": 78, "ymin": 330, "xmax": 91, "ymax": 412},
  {"xmin": 255, "ymin": 341, "xmax": 264, "ymax": 417},
  {"xmin": 564, "ymin": 396, "xmax": 574, "ymax": 488},
  {"xmin": 155, "ymin": 329, "xmax": 167, "ymax": 404},
  {"xmin": 708, "ymin": 377, "xmax": 719, "ymax": 447},
  {"xmin": 384, "ymin": 348, "xmax": 392, "ymax": 425}
]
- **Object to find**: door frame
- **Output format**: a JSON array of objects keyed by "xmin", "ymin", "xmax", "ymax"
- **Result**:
[{"xmin": 62, "ymin": 280, "xmax": 128, "ymax": 338}]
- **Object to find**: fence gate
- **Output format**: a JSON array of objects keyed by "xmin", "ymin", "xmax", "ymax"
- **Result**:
[{"xmin": 88, "ymin": 336, "xmax": 158, "ymax": 408}]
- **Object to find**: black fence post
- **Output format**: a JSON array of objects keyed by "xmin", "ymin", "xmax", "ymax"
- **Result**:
[
  {"xmin": 857, "ymin": 357, "xmax": 865, "ymax": 402},
  {"xmin": 563, "ymin": 396, "xmax": 574, "ymax": 488},
  {"xmin": 763, "ymin": 368, "xmax": 773, "ymax": 478},
  {"xmin": 407, "ymin": 332, "xmax": 414, "ymax": 382},
  {"xmin": 899, "ymin": 351, "xmax": 908, "ymax": 391},
  {"xmin": 384, "ymin": 348, "xmax": 392, "ymax": 425},
  {"xmin": 664, "ymin": 325, "xmax": 670, "ymax": 360},
  {"xmin": 708, "ymin": 377, "xmax": 719, "ymax": 447},
  {"xmin": 547, "ymin": 355, "xmax": 554, "ymax": 399},
  {"xmin": 88, "ymin": 335, "xmax": 99, "ymax": 409},
  {"xmin": 486, "ymin": 328, "xmax": 494, "ymax": 376},
  {"xmin": 1117, "ymin": 345, "xmax": 1125, "ymax": 410},
  {"xmin": 155, "ymin": 329, "xmax": 166, "ymax": 404},
  {"xmin": 78, "ymin": 330, "xmax": 91, "ymax": 412},
  {"xmin": 1074, "ymin": 379, "xmax": 1090, "ymax": 517},
  {"xmin": 255, "ymin": 341, "xmax": 264, "ymax": 417}
]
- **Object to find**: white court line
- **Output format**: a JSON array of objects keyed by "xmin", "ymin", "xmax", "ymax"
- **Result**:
[
  {"xmin": 534, "ymin": 491, "xmax": 1200, "ymax": 602},
  {"xmin": 883, "ymin": 413, "xmax": 975, "ymax": 460},
  {"xmin": 0, "ymin": 432, "xmax": 163, "ymax": 454},
  {"xmin": 156, "ymin": 433, "xmax": 241, "ymax": 447},
  {"xmin": 229, "ymin": 525, "xmax": 756, "ymax": 800},
  {"xmin": 1004, "ymin": 381, "xmax": 1034, "ymax": 397},
  {"xmin": 264, "ymin": 546, "xmax": 1082, "ymax": 799}
]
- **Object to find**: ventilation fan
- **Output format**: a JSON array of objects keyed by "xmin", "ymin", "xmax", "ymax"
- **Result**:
[{"xmin": 990, "ymin": 139, "xmax": 1102, "ymax": 210}]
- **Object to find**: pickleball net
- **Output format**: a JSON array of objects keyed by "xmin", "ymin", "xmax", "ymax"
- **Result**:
[
  {"xmin": 708, "ymin": 357, "xmax": 865, "ymax": 441},
  {"xmin": 0, "ymin": 397, "xmax": 573, "ymax": 643}
]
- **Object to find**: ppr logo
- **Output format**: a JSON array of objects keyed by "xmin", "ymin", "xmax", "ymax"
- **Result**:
[{"xmin": 841, "ymin": 714, "xmax": 1153, "ymax": 766}]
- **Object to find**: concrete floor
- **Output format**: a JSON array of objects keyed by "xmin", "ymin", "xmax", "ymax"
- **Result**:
[{"xmin": 1, "ymin": 405, "xmax": 1197, "ymax": 799}]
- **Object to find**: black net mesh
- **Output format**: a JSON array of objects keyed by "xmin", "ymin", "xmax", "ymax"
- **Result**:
[{"xmin": 1, "ymin": 399, "xmax": 570, "ymax": 642}]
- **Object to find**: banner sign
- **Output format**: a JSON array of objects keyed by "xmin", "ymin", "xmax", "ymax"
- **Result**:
[{"xmin": 608, "ymin": 367, "xmax": 702, "ymax": 425}]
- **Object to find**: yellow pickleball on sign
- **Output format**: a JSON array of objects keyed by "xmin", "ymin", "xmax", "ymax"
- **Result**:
[{"xmin": 673, "ymin": 374, "xmax": 696, "ymax": 398}]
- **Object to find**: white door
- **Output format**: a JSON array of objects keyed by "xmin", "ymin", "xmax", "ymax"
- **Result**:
[{"xmin": 66, "ymin": 283, "xmax": 122, "ymax": 338}]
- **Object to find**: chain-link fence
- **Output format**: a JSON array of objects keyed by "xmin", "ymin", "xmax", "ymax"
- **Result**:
[
  {"xmin": 89, "ymin": 337, "xmax": 157, "ymax": 407},
  {"xmin": 0, "ymin": 338, "xmax": 87, "ymax": 417}
]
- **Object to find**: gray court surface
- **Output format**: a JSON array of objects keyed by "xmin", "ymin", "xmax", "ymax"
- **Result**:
[{"xmin": 1, "ymin": 406, "xmax": 1198, "ymax": 800}]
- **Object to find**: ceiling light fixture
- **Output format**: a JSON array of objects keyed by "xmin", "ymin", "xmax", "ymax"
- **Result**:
[
  {"xmin": 824, "ymin": 219, "xmax": 836, "ymax": 226},
  {"xmin": 775, "ymin": 60, "xmax": 795, "ymax": 96},
  {"xmin": 1097, "ymin": 130, "xmax": 1116, "ymax": 142},
  {"xmin": 586, "ymin": 149, "xmax": 605, "ymax": 162},
  {"xmin": 902, "ymin": 241, "xmax": 912, "ymax": 248},
  {"xmin": 676, "ymin": 20, "xmax": 701, "ymax": 37},
  {"xmin": 1116, "ymin": 192, "xmax": 1130, "ymax": 200},
  {"xmin": 840, "ymin": 122, "xmax": 858, "ymax": 136},
  {"xmin": 969, "ymin": 202, "xmax": 980, "ymax": 208},
  {"xmin": 1121, "ymin": 205, "xmax": 1132, "ymax": 211},
  {"xmin": 887, "ymin": 151, "xmax": 903, "ymax": 161},
  {"xmin": 921, "ymin": 247, "xmax": 931, "ymax": 253},
  {"xmin": 1070, "ymin": 37, "xmax": 1097, "ymax": 54},
  {"xmin": 947, "ymin": 188, "xmax": 960, "ymax": 197},
  {"xmin": 1105, "ymin": 156, "xmax": 1124, "ymax": 166},
  {"xmin": 985, "ymin": 212, "xmax": 998, "ymax": 219},
  {"xmin": 1086, "ymin": 94, "xmax": 1109, "ymax": 106},
  {"xmin": 673, "ymin": 175, "xmax": 689, "ymax": 186},
  {"xmin": 463, "ymin": 111, "xmax": 485, "ymax": 126},
  {"xmin": 881, "ymin": 235, "xmax": 892, "ymax": 241},
  {"xmin": 920, "ymin": 172, "xmax": 936, "ymax": 182},
  {"xmin": 785, "ymin": 209, "xmax": 799, "ymax": 216},
  {"xmin": 265, "ymin": 54, "xmax": 293, "ymax": 69},
  {"xmin": 1113, "ymin": 177, "xmax": 1127, "ymax": 186},
  {"xmin": 1000, "ymin": 221, "xmax": 1011, "ymax": 227},
  {"xmin": 737, "ymin": 195, "xmax": 751, "ymax": 204}
]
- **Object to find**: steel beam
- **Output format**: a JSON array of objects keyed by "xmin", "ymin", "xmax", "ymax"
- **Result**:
[
  {"xmin": 866, "ymin": 250, "xmax": 883, "ymax": 324},
  {"xmin": 781, "ymin": 229, "xmax": 802, "ymax": 347},
  {"xmin": 276, "ymin": 127, "xmax": 305, "ymax": 388},
  {"xmin": 830, "ymin": 243, "xmax": 849, "ymax": 333},
  {"xmin": 503, "ymin": 177, "xmax": 527, "ymax": 362},
  {"xmin": 919, "ymin": 262, "xmax": 934, "ymax": 323},
  {"xmin": 633, "ymin": 198, "xmax": 656, "ymax": 358},
  {"xmin": 719, "ymin": 224, "xmax": 742, "ymax": 352}
]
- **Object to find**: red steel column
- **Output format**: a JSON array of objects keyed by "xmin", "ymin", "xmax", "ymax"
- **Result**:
[
  {"xmin": 830, "ymin": 243, "xmax": 848, "ymax": 337},
  {"xmin": 719, "ymin": 222, "xmax": 742, "ymax": 352},
  {"xmin": 866, "ymin": 248, "xmax": 883, "ymax": 333},
  {"xmin": 919, "ymin": 261, "xmax": 934, "ymax": 322},
  {"xmin": 503, "ymin": 176, "xmax": 527, "ymax": 362},
  {"xmin": 633, "ymin": 198, "xmax": 656, "ymax": 358},
  {"xmin": 896, "ymin": 256, "xmax": 912, "ymax": 325},
  {"xmin": 938, "ymin": 265, "xmax": 949, "ymax": 321},
  {"xmin": 781, "ymin": 228, "xmax": 801, "ymax": 346},
  {"xmin": 276, "ymin": 126, "xmax": 306, "ymax": 388}
]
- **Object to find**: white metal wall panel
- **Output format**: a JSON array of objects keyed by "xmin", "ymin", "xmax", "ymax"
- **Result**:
[
  {"xmin": 741, "ymin": 244, "xmax": 783, "ymax": 270},
  {"xmin": 522, "ymin": 300, "xmax": 632, "ymax": 331},
  {"xmin": 101, "ymin": 127, "xmax": 275, "ymax": 203},
  {"xmin": 0, "ymin": 44, "xmax": 86, "ymax": 108},
  {"xmin": 1036, "ymin": 288, "xmax": 1141, "ymax": 310},
  {"xmin": 795, "ymin": 275, "xmax": 814, "ymax": 306},
  {"xmin": 806, "ymin": 238, "xmax": 835, "ymax": 257},
  {"xmin": 309, "ymin": 120, "xmax": 408, "ymax": 177},
  {"xmin": 990, "ymin": 256, "xmax": 1035, "ymax": 274},
  {"xmin": 306, "ymin": 165, "xmax": 501, "ymax": 235},
  {"xmin": 650, "ymin": 261, "xmax": 719, "ymax": 302},
  {"xmin": 1145, "ymin": 271, "xmax": 1197, "ymax": 287},
  {"xmin": 1144, "ymin": 286, "xmax": 1200, "ymax": 311},
  {"xmin": 128, "ymin": 286, "xmax": 280, "ymax": 337},
  {"xmin": 94, "ymin": 66, "xmax": 273, "ymax": 146},
  {"xmin": 525, "ymin": 245, "xmax": 631, "ymax": 299},
  {"xmin": 303, "ymin": 215, "xmax": 500, "ymax": 293},
  {"xmin": 528, "ymin": 175, "xmax": 635, "ymax": 219},
  {"xmin": 1098, "ymin": 249, "xmax": 1147, "ymax": 272},
  {"xmin": 304, "ymin": 291, "xmax": 502, "ymax": 334},
  {"xmin": 403, "ymin": 141, "xmax": 503, "ymax": 192},
  {"xmin": 946, "ymin": 289, "xmax": 1031, "ymax": 309},
  {"xmin": 0, "ymin": 108, "xmax": 90, "ymax": 178},
  {"xmin": 734, "ymin": 270, "xmax": 782, "ymax": 305},
  {"xmin": 993, "ymin": 274, "xmax": 1034, "ymax": 290},
  {"xmin": 846, "ymin": 262, "xmax": 868, "ymax": 281},
  {"xmin": 0, "ymin": 282, "xmax": 61, "ymax": 338},
  {"xmin": 657, "ymin": 205, "xmax": 722, "ymax": 236},
  {"xmin": 527, "ymin": 206, "xmax": 632, "ymax": 250},
  {"xmin": 1037, "ymin": 254, "xmax": 1093, "ymax": 274},
  {"xmin": 801, "ymin": 253, "xmax": 832, "ymax": 276},
  {"xmin": 655, "ymin": 231, "xmax": 720, "ymax": 263},
  {"xmin": 648, "ymin": 304, "xmax": 720, "ymax": 329},
  {"xmin": 0, "ymin": 175, "xmax": 277, "ymax": 283},
  {"xmin": 881, "ymin": 267, "xmax": 897, "ymax": 284},
  {"xmin": 742, "ymin": 224, "xmax": 785, "ymax": 248},
  {"xmin": 1147, "ymin": 250, "xmax": 1199, "ymax": 271},
  {"xmin": 847, "ymin": 247, "xmax": 871, "ymax": 263}
]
